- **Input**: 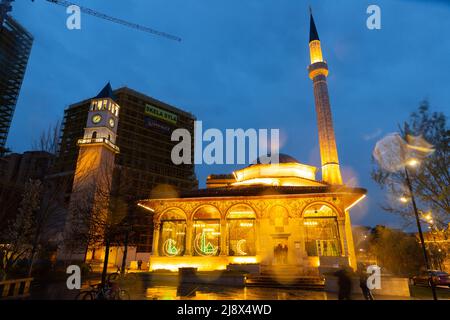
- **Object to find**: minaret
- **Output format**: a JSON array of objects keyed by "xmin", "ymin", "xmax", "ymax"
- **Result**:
[{"xmin": 307, "ymin": 11, "xmax": 343, "ymax": 185}]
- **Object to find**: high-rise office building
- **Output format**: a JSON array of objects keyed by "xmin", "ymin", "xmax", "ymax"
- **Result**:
[{"xmin": 0, "ymin": 15, "xmax": 33, "ymax": 153}]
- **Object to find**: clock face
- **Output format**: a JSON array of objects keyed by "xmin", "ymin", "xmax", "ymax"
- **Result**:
[
  {"xmin": 92, "ymin": 114, "xmax": 102, "ymax": 124},
  {"xmin": 109, "ymin": 118, "xmax": 115, "ymax": 128}
]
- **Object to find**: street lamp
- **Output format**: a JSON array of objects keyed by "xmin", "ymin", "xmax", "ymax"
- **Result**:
[
  {"xmin": 399, "ymin": 196, "xmax": 409, "ymax": 203},
  {"xmin": 403, "ymin": 158, "xmax": 438, "ymax": 300},
  {"xmin": 406, "ymin": 158, "xmax": 420, "ymax": 168}
]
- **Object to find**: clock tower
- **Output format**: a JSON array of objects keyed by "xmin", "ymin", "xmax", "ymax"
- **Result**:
[
  {"xmin": 60, "ymin": 83, "xmax": 120, "ymax": 262},
  {"xmin": 80, "ymin": 82, "xmax": 120, "ymax": 151}
]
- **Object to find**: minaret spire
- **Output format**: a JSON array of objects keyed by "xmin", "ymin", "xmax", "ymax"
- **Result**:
[
  {"xmin": 307, "ymin": 11, "xmax": 343, "ymax": 185},
  {"xmin": 309, "ymin": 8, "xmax": 319, "ymax": 42}
]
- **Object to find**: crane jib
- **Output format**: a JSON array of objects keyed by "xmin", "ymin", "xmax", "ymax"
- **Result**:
[{"xmin": 46, "ymin": 0, "xmax": 181, "ymax": 41}]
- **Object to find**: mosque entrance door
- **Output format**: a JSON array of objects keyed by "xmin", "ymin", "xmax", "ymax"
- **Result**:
[
  {"xmin": 273, "ymin": 238, "xmax": 289, "ymax": 265},
  {"xmin": 270, "ymin": 235, "xmax": 290, "ymax": 265}
]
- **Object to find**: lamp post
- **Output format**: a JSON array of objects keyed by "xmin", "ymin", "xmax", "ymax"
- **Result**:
[{"xmin": 403, "ymin": 163, "xmax": 438, "ymax": 300}]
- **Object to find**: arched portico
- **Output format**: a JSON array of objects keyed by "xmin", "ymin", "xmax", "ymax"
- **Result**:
[{"xmin": 226, "ymin": 204, "xmax": 257, "ymax": 257}]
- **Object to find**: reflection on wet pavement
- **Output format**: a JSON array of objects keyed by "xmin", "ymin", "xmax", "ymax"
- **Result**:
[{"xmin": 142, "ymin": 285, "xmax": 329, "ymax": 300}]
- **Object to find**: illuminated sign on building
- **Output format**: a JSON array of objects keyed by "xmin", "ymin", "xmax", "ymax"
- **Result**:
[
  {"xmin": 163, "ymin": 239, "xmax": 180, "ymax": 256},
  {"xmin": 144, "ymin": 117, "xmax": 172, "ymax": 133},
  {"xmin": 194, "ymin": 231, "xmax": 218, "ymax": 256},
  {"xmin": 145, "ymin": 104, "xmax": 177, "ymax": 124}
]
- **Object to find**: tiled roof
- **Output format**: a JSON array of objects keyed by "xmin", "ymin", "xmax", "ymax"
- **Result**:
[{"xmin": 149, "ymin": 185, "xmax": 367, "ymax": 199}]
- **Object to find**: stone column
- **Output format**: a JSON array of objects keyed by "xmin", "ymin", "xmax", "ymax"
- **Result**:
[
  {"xmin": 337, "ymin": 219, "xmax": 348, "ymax": 257},
  {"xmin": 220, "ymin": 219, "xmax": 227, "ymax": 256},
  {"xmin": 185, "ymin": 220, "xmax": 193, "ymax": 255},
  {"xmin": 152, "ymin": 221, "xmax": 160, "ymax": 256},
  {"xmin": 255, "ymin": 219, "xmax": 261, "ymax": 256},
  {"xmin": 344, "ymin": 210, "xmax": 357, "ymax": 270}
]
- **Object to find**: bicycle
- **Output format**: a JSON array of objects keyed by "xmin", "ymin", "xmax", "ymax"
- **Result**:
[
  {"xmin": 75, "ymin": 282, "xmax": 130, "ymax": 300},
  {"xmin": 107, "ymin": 268, "xmax": 139, "ymax": 283}
]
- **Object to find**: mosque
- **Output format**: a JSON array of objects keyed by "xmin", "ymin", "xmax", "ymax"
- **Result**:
[{"xmin": 137, "ymin": 13, "xmax": 366, "ymax": 274}]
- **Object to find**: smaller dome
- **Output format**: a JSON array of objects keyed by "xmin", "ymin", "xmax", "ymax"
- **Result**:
[
  {"xmin": 250, "ymin": 153, "xmax": 299, "ymax": 166},
  {"xmin": 233, "ymin": 153, "xmax": 319, "ymax": 187}
]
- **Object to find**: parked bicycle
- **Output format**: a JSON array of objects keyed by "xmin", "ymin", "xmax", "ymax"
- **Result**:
[
  {"xmin": 107, "ymin": 268, "xmax": 139, "ymax": 283},
  {"xmin": 75, "ymin": 281, "xmax": 130, "ymax": 300}
]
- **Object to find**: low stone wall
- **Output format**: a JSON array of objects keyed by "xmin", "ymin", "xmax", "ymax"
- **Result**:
[
  {"xmin": 145, "ymin": 270, "xmax": 246, "ymax": 287},
  {"xmin": 148, "ymin": 255, "xmax": 258, "ymax": 272},
  {"xmin": 324, "ymin": 275, "xmax": 410, "ymax": 297},
  {"xmin": 226, "ymin": 263, "xmax": 260, "ymax": 274}
]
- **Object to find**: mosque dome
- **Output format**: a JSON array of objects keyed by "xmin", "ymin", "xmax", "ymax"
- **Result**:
[
  {"xmin": 231, "ymin": 153, "xmax": 323, "ymax": 187},
  {"xmin": 251, "ymin": 153, "xmax": 300, "ymax": 166}
]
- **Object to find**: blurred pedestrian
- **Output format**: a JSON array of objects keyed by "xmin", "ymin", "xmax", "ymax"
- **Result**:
[
  {"xmin": 334, "ymin": 267, "xmax": 352, "ymax": 300},
  {"xmin": 358, "ymin": 263, "xmax": 374, "ymax": 300}
]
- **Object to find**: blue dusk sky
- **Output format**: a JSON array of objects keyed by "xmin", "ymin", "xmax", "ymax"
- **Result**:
[{"xmin": 7, "ymin": 0, "xmax": 450, "ymax": 229}]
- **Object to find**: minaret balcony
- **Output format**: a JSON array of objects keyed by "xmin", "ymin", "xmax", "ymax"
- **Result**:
[
  {"xmin": 308, "ymin": 61, "xmax": 329, "ymax": 79},
  {"xmin": 77, "ymin": 137, "xmax": 120, "ymax": 153}
]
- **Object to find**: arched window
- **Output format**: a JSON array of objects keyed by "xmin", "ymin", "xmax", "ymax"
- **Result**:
[
  {"xmin": 303, "ymin": 204, "xmax": 341, "ymax": 257},
  {"xmin": 158, "ymin": 209, "xmax": 186, "ymax": 256},
  {"xmin": 92, "ymin": 131, "xmax": 97, "ymax": 139},
  {"xmin": 227, "ymin": 204, "xmax": 256, "ymax": 256},
  {"xmin": 192, "ymin": 205, "xmax": 221, "ymax": 256}
]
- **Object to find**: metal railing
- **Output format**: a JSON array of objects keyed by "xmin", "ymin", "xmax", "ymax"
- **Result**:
[
  {"xmin": 0, "ymin": 278, "xmax": 33, "ymax": 299},
  {"xmin": 77, "ymin": 137, "xmax": 120, "ymax": 153}
]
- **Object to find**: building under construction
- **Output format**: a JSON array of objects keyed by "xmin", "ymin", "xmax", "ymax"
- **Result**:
[
  {"xmin": 53, "ymin": 85, "xmax": 197, "ymax": 260},
  {"xmin": 0, "ymin": 15, "xmax": 33, "ymax": 154}
]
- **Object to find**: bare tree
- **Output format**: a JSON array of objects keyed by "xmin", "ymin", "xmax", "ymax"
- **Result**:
[
  {"xmin": 110, "ymin": 166, "xmax": 141, "ymax": 275},
  {"xmin": 61, "ymin": 153, "xmax": 137, "ymax": 285},
  {"xmin": 27, "ymin": 174, "xmax": 73, "ymax": 276},
  {"xmin": 31, "ymin": 120, "xmax": 61, "ymax": 155},
  {"xmin": 0, "ymin": 180, "xmax": 42, "ymax": 280}
]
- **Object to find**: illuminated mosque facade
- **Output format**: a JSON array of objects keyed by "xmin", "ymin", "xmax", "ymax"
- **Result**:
[{"xmin": 137, "ymin": 13, "xmax": 366, "ymax": 273}]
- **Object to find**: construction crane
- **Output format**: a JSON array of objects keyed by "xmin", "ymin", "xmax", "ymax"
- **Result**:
[{"xmin": 1, "ymin": 0, "xmax": 181, "ymax": 41}]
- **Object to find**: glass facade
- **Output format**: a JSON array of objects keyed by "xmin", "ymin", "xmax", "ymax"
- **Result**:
[
  {"xmin": 227, "ymin": 204, "xmax": 257, "ymax": 256},
  {"xmin": 158, "ymin": 209, "xmax": 186, "ymax": 256},
  {"xmin": 227, "ymin": 219, "xmax": 256, "ymax": 256},
  {"xmin": 192, "ymin": 220, "xmax": 221, "ymax": 256},
  {"xmin": 303, "ymin": 204, "xmax": 341, "ymax": 257},
  {"xmin": 159, "ymin": 220, "xmax": 186, "ymax": 256},
  {"xmin": 192, "ymin": 206, "xmax": 221, "ymax": 256},
  {"xmin": 0, "ymin": 17, "xmax": 33, "ymax": 153}
]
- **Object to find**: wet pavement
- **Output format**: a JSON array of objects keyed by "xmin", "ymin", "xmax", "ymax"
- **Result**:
[
  {"xmin": 30, "ymin": 279, "xmax": 414, "ymax": 300},
  {"xmin": 143, "ymin": 285, "xmax": 330, "ymax": 300},
  {"xmin": 28, "ymin": 271, "xmax": 450, "ymax": 300}
]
